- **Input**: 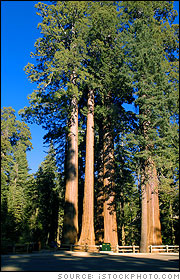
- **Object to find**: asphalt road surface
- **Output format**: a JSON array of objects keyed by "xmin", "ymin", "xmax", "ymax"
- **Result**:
[{"xmin": 1, "ymin": 251, "xmax": 179, "ymax": 272}]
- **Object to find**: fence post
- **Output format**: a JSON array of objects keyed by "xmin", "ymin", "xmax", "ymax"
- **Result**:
[
  {"xmin": 116, "ymin": 244, "xmax": 119, "ymax": 253},
  {"xmin": 150, "ymin": 245, "xmax": 152, "ymax": 253},
  {"xmin": 166, "ymin": 245, "xmax": 168, "ymax": 253},
  {"xmin": 133, "ymin": 245, "xmax": 135, "ymax": 253},
  {"xmin": 85, "ymin": 244, "xmax": 88, "ymax": 252}
]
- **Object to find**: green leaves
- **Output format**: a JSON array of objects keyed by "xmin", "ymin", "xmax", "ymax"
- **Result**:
[
  {"xmin": 1, "ymin": 107, "xmax": 33, "ymax": 243},
  {"xmin": 27, "ymin": 142, "xmax": 63, "ymax": 244}
]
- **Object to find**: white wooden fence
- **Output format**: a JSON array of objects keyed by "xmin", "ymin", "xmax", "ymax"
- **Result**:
[
  {"xmin": 60, "ymin": 244, "xmax": 179, "ymax": 253},
  {"xmin": 117, "ymin": 245, "xmax": 140, "ymax": 253},
  {"xmin": 149, "ymin": 245, "xmax": 179, "ymax": 253}
]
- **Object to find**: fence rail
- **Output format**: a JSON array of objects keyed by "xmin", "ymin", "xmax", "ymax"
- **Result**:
[
  {"xmin": 61, "ymin": 244, "xmax": 179, "ymax": 254},
  {"xmin": 1, "ymin": 242, "xmax": 179, "ymax": 254},
  {"xmin": 60, "ymin": 244, "xmax": 100, "ymax": 252},
  {"xmin": 117, "ymin": 245, "xmax": 140, "ymax": 253},
  {"xmin": 149, "ymin": 245, "xmax": 179, "ymax": 253},
  {"xmin": 1, "ymin": 242, "xmax": 41, "ymax": 254}
]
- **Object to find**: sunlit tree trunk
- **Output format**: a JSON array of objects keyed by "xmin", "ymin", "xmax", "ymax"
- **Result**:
[
  {"xmin": 78, "ymin": 89, "xmax": 96, "ymax": 249},
  {"xmin": 103, "ymin": 121, "xmax": 118, "ymax": 249},
  {"xmin": 140, "ymin": 157, "xmax": 162, "ymax": 252},
  {"xmin": 139, "ymin": 106, "xmax": 162, "ymax": 252},
  {"xmin": 147, "ymin": 158, "xmax": 162, "ymax": 246},
  {"xmin": 120, "ymin": 197, "xmax": 125, "ymax": 246},
  {"xmin": 140, "ymin": 167, "xmax": 148, "ymax": 253},
  {"xmin": 169, "ymin": 201, "xmax": 175, "ymax": 245},
  {"xmin": 62, "ymin": 94, "xmax": 78, "ymax": 245}
]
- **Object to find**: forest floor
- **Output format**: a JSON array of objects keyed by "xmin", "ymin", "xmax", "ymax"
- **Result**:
[{"xmin": 1, "ymin": 251, "xmax": 179, "ymax": 272}]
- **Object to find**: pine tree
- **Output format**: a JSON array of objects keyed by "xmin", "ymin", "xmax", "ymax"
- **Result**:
[
  {"xmin": 115, "ymin": 131, "xmax": 141, "ymax": 246},
  {"xmin": 28, "ymin": 143, "xmax": 61, "ymax": 246},
  {"xmin": 1, "ymin": 107, "xmax": 32, "ymax": 243}
]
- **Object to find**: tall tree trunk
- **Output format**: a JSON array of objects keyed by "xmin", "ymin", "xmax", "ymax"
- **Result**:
[
  {"xmin": 95, "ymin": 121, "xmax": 104, "ymax": 244},
  {"xmin": 103, "ymin": 121, "xmax": 118, "ymax": 249},
  {"xmin": 120, "ymin": 196, "xmax": 125, "ymax": 246},
  {"xmin": 140, "ymin": 166, "xmax": 148, "ymax": 253},
  {"xmin": 78, "ymin": 89, "xmax": 96, "ymax": 249},
  {"xmin": 169, "ymin": 201, "xmax": 175, "ymax": 245},
  {"xmin": 139, "ymin": 105, "xmax": 162, "ymax": 252},
  {"xmin": 62, "ymin": 94, "xmax": 78, "ymax": 245},
  {"xmin": 147, "ymin": 158, "xmax": 162, "ymax": 245},
  {"xmin": 140, "ymin": 158, "xmax": 162, "ymax": 252}
]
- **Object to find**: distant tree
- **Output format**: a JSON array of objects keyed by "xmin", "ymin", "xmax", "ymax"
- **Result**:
[
  {"xmin": 28, "ymin": 143, "xmax": 62, "ymax": 246},
  {"xmin": 1, "ymin": 107, "xmax": 32, "ymax": 243},
  {"xmin": 114, "ymin": 131, "xmax": 141, "ymax": 245}
]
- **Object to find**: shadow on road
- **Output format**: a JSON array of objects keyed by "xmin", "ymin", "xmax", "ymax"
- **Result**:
[{"xmin": 1, "ymin": 252, "xmax": 179, "ymax": 272}]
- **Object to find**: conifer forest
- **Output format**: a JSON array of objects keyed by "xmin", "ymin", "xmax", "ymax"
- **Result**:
[{"xmin": 1, "ymin": 1, "xmax": 179, "ymax": 253}]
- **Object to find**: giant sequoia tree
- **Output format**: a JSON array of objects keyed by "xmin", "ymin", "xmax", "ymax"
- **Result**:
[
  {"xmin": 20, "ymin": 1, "xmax": 92, "ymax": 245},
  {"xmin": 78, "ymin": 89, "xmax": 96, "ymax": 248},
  {"xmin": 84, "ymin": 1, "xmax": 122, "ymax": 248},
  {"xmin": 122, "ymin": 1, "xmax": 179, "ymax": 252}
]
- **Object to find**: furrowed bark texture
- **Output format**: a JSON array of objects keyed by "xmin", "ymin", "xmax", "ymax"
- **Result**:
[
  {"xmin": 140, "ymin": 169, "xmax": 148, "ymax": 253},
  {"xmin": 78, "ymin": 90, "xmax": 96, "ymax": 248},
  {"xmin": 147, "ymin": 159, "xmax": 162, "ymax": 246},
  {"xmin": 139, "ymin": 107, "xmax": 162, "ymax": 252},
  {"xmin": 140, "ymin": 158, "xmax": 162, "ymax": 252},
  {"xmin": 62, "ymin": 95, "xmax": 78, "ymax": 244},
  {"xmin": 103, "ymin": 121, "xmax": 118, "ymax": 248},
  {"xmin": 95, "ymin": 122, "xmax": 104, "ymax": 244}
]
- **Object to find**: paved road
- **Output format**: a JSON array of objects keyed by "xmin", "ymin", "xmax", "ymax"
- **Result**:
[{"xmin": 1, "ymin": 251, "xmax": 179, "ymax": 272}]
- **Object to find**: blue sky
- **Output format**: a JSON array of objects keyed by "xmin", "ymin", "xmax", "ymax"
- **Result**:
[
  {"xmin": 1, "ymin": 1, "xmax": 179, "ymax": 174},
  {"xmin": 1, "ymin": 1, "xmax": 51, "ymax": 174}
]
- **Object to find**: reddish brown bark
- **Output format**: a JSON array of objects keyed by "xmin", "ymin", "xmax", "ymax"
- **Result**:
[
  {"xmin": 147, "ymin": 159, "xmax": 162, "ymax": 246},
  {"xmin": 62, "ymin": 95, "xmax": 78, "ymax": 245},
  {"xmin": 78, "ymin": 90, "xmax": 96, "ymax": 249},
  {"xmin": 139, "ymin": 105, "xmax": 162, "ymax": 252},
  {"xmin": 103, "ymin": 122, "xmax": 118, "ymax": 249},
  {"xmin": 95, "ymin": 122, "xmax": 104, "ymax": 244},
  {"xmin": 140, "ymin": 158, "xmax": 162, "ymax": 252},
  {"xmin": 140, "ymin": 169, "xmax": 148, "ymax": 253}
]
